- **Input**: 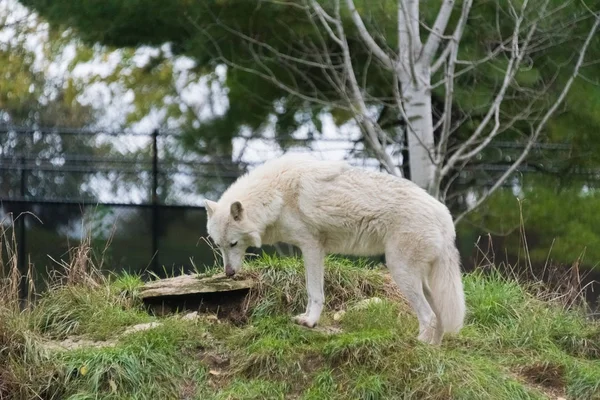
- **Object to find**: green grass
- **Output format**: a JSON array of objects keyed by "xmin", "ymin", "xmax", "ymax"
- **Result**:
[
  {"xmin": 29, "ymin": 284, "xmax": 152, "ymax": 341},
  {"xmin": 1, "ymin": 255, "xmax": 599, "ymax": 400},
  {"xmin": 56, "ymin": 319, "xmax": 209, "ymax": 400}
]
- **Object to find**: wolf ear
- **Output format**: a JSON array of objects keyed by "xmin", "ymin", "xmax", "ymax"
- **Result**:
[
  {"xmin": 230, "ymin": 201, "xmax": 244, "ymax": 221},
  {"xmin": 205, "ymin": 200, "xmax": 217, "ymax": 218}
]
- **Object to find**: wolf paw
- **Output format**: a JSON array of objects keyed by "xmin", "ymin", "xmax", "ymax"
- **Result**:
[
  {"xmin": 417, "ymin": 328, "xmax": 442, "ymax": 345},
  {"xmin": 293, "ymin": 314, "xmax": 317, "ymax": 328}
]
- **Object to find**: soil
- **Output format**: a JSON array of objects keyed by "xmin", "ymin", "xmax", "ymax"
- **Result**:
[
  {"xmin": 142, "ymin": 288, "xmax": 251, "ymax": 326},
  {"xmin": 513, "ymin": 363, "xmax": 567, "ymax": 400}
]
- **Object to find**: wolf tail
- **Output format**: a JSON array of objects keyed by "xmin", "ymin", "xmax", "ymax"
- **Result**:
[{"xmin": 428, "ymin": 242, "xmax": 466, "ymax": 334}]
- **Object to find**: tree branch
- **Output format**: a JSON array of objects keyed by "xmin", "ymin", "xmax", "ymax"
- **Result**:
[
  {"xmin": 345, "ymin": 0, "xmax": 394, "ymax": 69},
  {"xmin": 396, "ymin": 0, "xmax": 429, "ymax": 85},
  {"xmin": 310, "ymin": 1, "xmax": 344, "ymax": 46},
  {"xmin": 431, "ymin": 0, "xmax": 473, "ymax": 74},
  {"xmin": 197, "ymin": 26, "xmax": 344, "ymax": 109},
  {"xmin": 420, "ymin": 0, "xmax": 457, "ymax": 65},
  {"xmin": 405, "ymin": 0, "xmax": 422, "ymax": 59},
  {"xmin": 435, "ymin": 0, "xmax": 473, "ymax": 165},
  {"xmin": 442, "ymin": 0, "xmax": 538, "ymax": 178},
  {"xmin": 454, "ymin": 13, "xmax": 600, "ymax": 225},
  {"xmin": 316, "ymin": 0, "xmax": 402, "ymax": 176}
]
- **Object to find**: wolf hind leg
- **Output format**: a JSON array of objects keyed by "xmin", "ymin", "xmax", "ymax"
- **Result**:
[
  {"xmin": 386, "ymin": 249, "xmax": 442, "ymax": 345},
  {"xmin": 421, "ymin": 279, "xmax": 444, "ymax": 343}
]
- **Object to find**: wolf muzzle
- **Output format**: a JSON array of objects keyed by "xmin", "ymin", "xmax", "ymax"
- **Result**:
[{"xmin": 225, "ymin": 265, "xmax": 235, "ymax": 277}]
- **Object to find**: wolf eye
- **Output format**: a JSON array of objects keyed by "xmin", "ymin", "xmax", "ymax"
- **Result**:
[{"xmin": 230, "ymin": 241, "xmax": 238, "ymax": 248}]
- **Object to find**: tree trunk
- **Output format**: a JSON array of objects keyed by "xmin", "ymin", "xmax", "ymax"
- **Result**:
[{"xmin": 401, "ymin": 71, "xmax": 437, "ymax": 196}]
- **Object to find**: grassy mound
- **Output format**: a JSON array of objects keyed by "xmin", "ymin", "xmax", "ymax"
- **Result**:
[{"xmin": 1, "ymin": 254, "xmax": 599, "ymax": 400}]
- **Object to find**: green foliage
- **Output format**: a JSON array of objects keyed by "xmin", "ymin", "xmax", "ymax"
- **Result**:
[
  {"xmin": 19, "ymin": 0, "xmax": 600, "ymax": 154},
  {"xmin": 463, "ymin": 182, "xmax": 600, "ymax": 269},
  {"xmin": 0, "ymin": 4, "xmax": 93, "ymax": 125},
  {"xmin": 16, "ymin": 1, "xmax": 600, "ymax": 235}
]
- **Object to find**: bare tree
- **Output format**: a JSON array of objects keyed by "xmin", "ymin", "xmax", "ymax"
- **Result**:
[{"xmin": 197, "ymin": 0, "xmax": 599, "ymax": 223}]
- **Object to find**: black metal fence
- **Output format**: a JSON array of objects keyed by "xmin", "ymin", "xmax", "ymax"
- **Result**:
[{"xmin": 0, "ymin": 126, "xmax": 240, "ymax": 292}]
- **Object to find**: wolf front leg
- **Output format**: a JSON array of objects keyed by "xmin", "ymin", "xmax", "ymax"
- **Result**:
[{"xmin": 293, "ymin": 245, "xmax": 325, "ymax": 328}]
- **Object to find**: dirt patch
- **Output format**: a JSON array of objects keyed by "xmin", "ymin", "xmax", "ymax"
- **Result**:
[
  {"xmin": 196, "ymin": 349, "xmax": 232, "ymax": 390},
  {"xmin": 300, "ymin": 353, "xmax": 325, "ymax": 375},
  {"xmin": 515, "ymin": 362, "xmax": 566, "ymax": 399},
  {"xmin": 201, "ymin": 350, "xmax": 231, "ymax": 370},
  {"xmin": 179, "ymin": 378, "xmax": 198, "ymax": 400}
]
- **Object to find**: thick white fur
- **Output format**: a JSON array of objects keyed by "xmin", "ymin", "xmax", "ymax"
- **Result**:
[{"xmin": 205, "ymin": 154, "xmax": 466, "ymax": 344}]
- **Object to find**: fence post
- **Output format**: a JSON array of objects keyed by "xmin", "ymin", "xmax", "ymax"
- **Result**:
[
  {"xmin": 151, "ymin": 129, "xmax": 159, "ymax": 274},
  {"xmin": 19, "ymin": 155, "xmax": 27, "ymax": 298}
]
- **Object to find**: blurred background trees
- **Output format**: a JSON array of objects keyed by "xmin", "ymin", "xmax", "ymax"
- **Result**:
[{"xmin": 4, "ymin": 0, "xmax": 600, "ymax": 273}]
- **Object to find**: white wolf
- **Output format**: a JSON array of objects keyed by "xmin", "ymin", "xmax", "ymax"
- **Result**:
[{"xmin": 205, "ymin": 154, "xmax": 466, "ymax": 344}]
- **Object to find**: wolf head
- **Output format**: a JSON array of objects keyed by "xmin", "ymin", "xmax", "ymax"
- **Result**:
[{"xmin": 205, "ymin": 199, "xmax": 261, "ymax": 277}]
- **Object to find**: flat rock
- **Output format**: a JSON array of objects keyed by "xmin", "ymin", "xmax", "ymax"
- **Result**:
[
  {"xmin": 139, "ymin": 273, "xmax": 254, "ymax": 299},
  {"xmin": 122, "ymin": 322, "xmax": 162, "ymax": 335},
  {"xmin": 40, "ymin": 337, "xmax": 117, "ymax": 351}
]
